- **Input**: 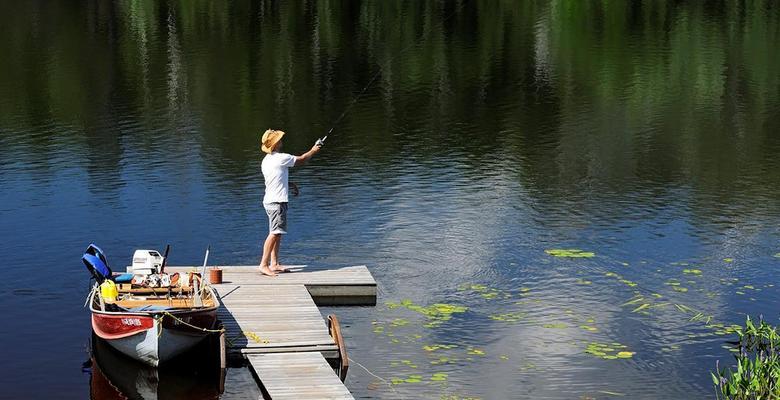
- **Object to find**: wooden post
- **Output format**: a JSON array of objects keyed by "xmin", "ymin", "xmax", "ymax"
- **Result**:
[{"xmin": 219, "ymin": 324, "xmax": 226, "ymax": 370}]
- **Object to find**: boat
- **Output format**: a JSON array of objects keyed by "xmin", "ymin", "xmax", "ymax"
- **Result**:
[{"xmin": 84, "ymin": 244, "xmax": 221, "ymax": 367}]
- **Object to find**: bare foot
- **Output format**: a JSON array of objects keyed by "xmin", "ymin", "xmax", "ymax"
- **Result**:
[
  {"xmin": 259, "ymin": 266, "xmax": 277, "ymax": 277},
  {"xmin": 271, "ymin": 264, "xmax": 290, "ymax": 273}
]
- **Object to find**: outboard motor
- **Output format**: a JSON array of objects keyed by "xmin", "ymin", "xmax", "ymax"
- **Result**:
[{"xmin": 82, "ymin": 243, "xmax": 112, "ymax": 283}]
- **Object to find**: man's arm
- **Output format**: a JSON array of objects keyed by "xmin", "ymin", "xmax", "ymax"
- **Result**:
[{"xmin": 294, "ymin": 143, "xmax": 321, "ymax": 166}]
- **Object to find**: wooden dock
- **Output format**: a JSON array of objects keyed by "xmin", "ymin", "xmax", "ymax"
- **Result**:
[
  {"xmin": 248, "ymin": 353, "xmax": 354, "ymax": 399},
  {"xmin": 167, "ymin": 265, "xmax": 375, "ymax": 399},
  {"xmin": 167, "ymin": 265, "xmax": 376, "ymax": 306}
]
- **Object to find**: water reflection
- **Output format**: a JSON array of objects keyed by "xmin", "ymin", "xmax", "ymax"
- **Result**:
[
  {"xmin": 1, "ymin": 1, "xmax": 779, "ymax": 398},
  {"xmin": 89, "ymin": 335, "xmax": 222, "ymax": 400}
]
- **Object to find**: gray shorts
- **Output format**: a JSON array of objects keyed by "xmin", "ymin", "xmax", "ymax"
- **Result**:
[{"xmin": 264, "ymin": 202, "xmax": 288, "ymax": 234}]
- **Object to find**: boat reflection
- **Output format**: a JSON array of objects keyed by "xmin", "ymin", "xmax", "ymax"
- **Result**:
[{"xmin": 90, "ymin": 333, "xmax": 223, "ymax": 400}]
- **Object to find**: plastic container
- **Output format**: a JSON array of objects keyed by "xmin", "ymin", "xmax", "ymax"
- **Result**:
[{"xmin": 100, "ymin": 280, "xmax": 118, "ymax": 303}]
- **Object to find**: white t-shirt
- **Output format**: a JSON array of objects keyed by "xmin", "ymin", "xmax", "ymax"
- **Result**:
[{"xmin": 262, "ymin": 152, "xmax": 297, "ymax": 204}]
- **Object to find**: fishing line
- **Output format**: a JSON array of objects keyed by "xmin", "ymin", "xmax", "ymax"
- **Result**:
[{"xmin": 320, "ymin": 0, "xmax": 470, "ymax": 143}]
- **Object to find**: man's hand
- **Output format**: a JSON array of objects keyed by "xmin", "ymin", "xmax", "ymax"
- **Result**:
[
  {"xmin": 290, "ymin": 182, "xmax": 300, "ymax": 197},
  {"xmin": 295, "ymin": 141, "xmax": 322, "ymax": 165}
]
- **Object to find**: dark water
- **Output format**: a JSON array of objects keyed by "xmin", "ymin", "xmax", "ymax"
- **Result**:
[{"xmin": 1, "ymin": 1, "xmax": 780, "ymax": 399}]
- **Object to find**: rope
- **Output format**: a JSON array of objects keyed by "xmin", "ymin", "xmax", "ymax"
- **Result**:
[
  {"xmin": 160, "ymin": 311, "xmax": 226, "ymax": 334},
  {"xmin": 348, "ymin": 356, "xmax": 405, "ymax": 399}
]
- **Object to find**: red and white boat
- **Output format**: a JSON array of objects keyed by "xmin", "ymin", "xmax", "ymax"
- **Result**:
[
  {"xmin": 89, "ymin": 287, "xmax": 219, "ymax": 367},
  {"xmin": 84, "ymin": 244, "xmax": 220, "ymax": 367}
]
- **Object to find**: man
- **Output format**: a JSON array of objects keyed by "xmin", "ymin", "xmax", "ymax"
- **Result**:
[{"xmin": 259, "ymin": 129, "xmax": 321, "ymax": 276}]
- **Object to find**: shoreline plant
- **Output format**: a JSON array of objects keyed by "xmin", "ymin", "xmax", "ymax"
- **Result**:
[{"xmin": 712, "ymin": 316, "xmax": 780, "ymax": 399}]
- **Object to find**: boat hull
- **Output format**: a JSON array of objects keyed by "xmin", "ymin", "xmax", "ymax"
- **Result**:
[{"xmin": 92, "ymin": 304, "xmax": 218, "ymax": 367}]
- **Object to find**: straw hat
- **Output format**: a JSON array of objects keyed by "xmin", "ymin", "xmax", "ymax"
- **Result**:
[{"xmin": 261, "ymin": 129, "xmax": 285, "ymax": 154}]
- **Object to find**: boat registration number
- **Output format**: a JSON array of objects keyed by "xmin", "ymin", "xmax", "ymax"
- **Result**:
[{"xmin": 121, "ymin": 318, "xmax": 142, "ymax": 326}]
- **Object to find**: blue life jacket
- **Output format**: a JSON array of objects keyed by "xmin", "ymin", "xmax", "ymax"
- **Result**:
[{"xmin": 83, "ymin": 243, "xmax": 112, "ymax": 283}]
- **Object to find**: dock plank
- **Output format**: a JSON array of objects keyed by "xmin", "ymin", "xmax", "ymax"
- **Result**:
[
  {"xmin": 214, "ymin": 285, "xmax": 336, "ymax": 355},
  {"xmin": 248, "ymin": 352, "xmax": 353, "ymax": 400}
]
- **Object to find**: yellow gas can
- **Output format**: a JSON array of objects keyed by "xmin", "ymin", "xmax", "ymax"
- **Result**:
[{"xmin": 100, "ymin": 280, "xmax": 118, "ymax": 303}]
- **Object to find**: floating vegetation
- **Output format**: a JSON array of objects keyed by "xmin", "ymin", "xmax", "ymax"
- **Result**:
[
  {"xmin": 500, "ymin": 354, "xmax": 510, "ymax": 361},
  {"xmin": 723, "ymin": 258, "xmax": 734, "ymax": 263},
  {"xmin": 585, "ymin": 342, "xmax": 633, "ymax": 360},
  {"xmin": 430, "ymin": 356, "xmax": 455, "ymax": 365},
  {"xmin": 489, "ymin": 311, "xmax": 526, "ymax": 322},
  {"xmin": 391, "ymin": 373, "xmax": 423, "ymax": 384},
  {"xmin": 430, "ymin": 372, "xmax": 448, "ymax": 381},
  {"xmin": 423, "ymin": 344, "xmax": 458, "ymax": 352},
  {"xmin": 580, "ymin": 325, "xmax": 598, "ymax": 332},
  {"xmin": 391, "ymin": 318, "xmax": 409, "ymax": 327},
  {"xmin": 576, "ymin": 278, "xmax": 593, "ymax": 285},
  {"xmin": 597, "ymin": 390, "xmax": 626, "ymax": 396},
  {"xmin": 673, "ymin": 286, "xmax": 689, "ymax": 293},
  {"xmin": 467, "ymin": 348, "xmax": 486, "ymax": 356},
  {"xmin": 440, "ymin": 395, "xmax": 481, "ymax": 400},
  {"xmin": 674, "ymin": 303, "xmax": 694, "ymax": 313},
  {"xmin": 773, "ymin": 253, "xmax": 780, "ymax": 258},
  {"xmin": 542, "ymin": 322, "xmax": 568, "ymax": 329},
  {"xmin": 601, "ymin": 271, "xmax": 642, "ymax": 289},
  {"xmin": 386, "ymin": 299, "xmax": 468, "ymax": 327},
  {"xmin": 545, "ymin": 249, "xmax": 595, "ymax": 258},
  {"xmin": 622, "ymin": 296, "xmax": 645, "ymax": 306},
  {"xmin": 682, "ymin": 269, "xmax": 702, "ymax": 275},
  {"xmin": 632, "ymin": 303, "xmax": 650, "ymax": 313},
  {"xmin": 458, "ymin": 283, "xmax": 511, "ymax": 300}
]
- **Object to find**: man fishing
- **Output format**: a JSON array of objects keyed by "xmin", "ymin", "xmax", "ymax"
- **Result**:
[{"xmin": 259, "ymin": 129, "xmax": 322, "ymax": 277}]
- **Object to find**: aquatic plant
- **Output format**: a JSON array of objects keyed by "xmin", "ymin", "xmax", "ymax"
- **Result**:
[
  {"xmin": 386, "ymin": 299, "xmax": 468, "ymax": 327},
  {"xmin": 683, "ymin": 269, "xmax": 703, "ymax": 275},
  {"xmin": 712, "ymin": 316, "xmax": 780, "ymax": 399},
  {"xmin": 545, "ymin": 249, "xmax": 596, "ymax": 258},
  {"xmin": 585, "ymin": 341, "xmax": 634, "ymax": 360}
]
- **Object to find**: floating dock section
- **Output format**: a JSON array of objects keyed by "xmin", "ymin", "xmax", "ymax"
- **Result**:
[{"xmin": 167, "ymin": 265, "xmax": 376, "ymax": 399}]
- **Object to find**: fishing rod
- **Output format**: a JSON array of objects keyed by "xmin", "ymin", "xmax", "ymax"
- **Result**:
[{"xmin": 317, "ymin": 1, "xmax": 470, "ymax": 146}]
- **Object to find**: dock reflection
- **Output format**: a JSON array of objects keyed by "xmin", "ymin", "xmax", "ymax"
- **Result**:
[{"xmin": 89, "ymin": 334, "xmax": 223, "ymax": 400}]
